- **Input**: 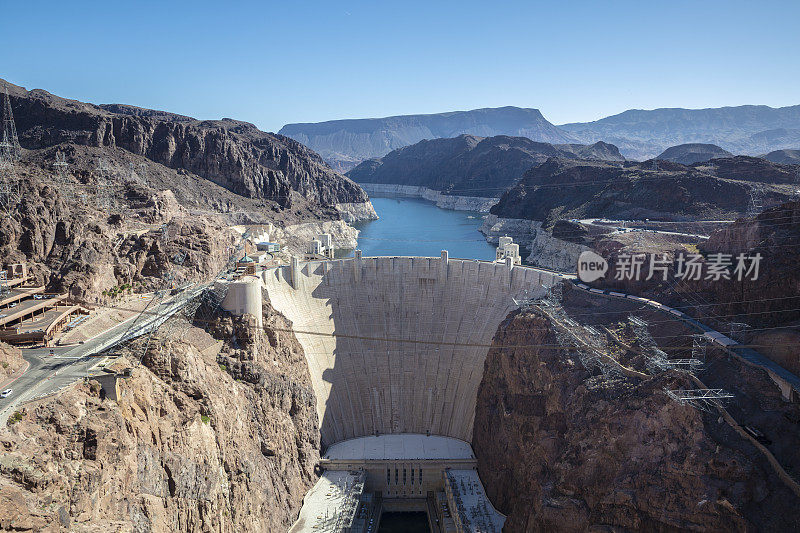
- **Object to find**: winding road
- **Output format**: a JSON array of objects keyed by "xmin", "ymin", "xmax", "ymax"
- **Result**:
[{"xmin": 0, "ymin": 284, "xmax": 205, "ymax": 425}]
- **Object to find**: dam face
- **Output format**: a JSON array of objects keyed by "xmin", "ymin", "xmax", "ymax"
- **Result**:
[{"xmin": 261, "ymin": 254, "xmax": 557, "ymax": 446}]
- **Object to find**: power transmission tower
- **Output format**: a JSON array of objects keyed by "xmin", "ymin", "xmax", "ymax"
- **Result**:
[
  {"xmin": 0, "ymin": 84, "xmax": 21, "ymax": 219},
  {"xmin": 664, "ymin": 388, "xmax": 734, "ymax": 412},
  {"xmin": 94, "ymin": 156, "xmax": 113, "ymax": 210},
  {"xmin": 0, "ymin": 84, "xmax": 20, "ymax": 164},
  {"xmin": 0, "ymin": 175, "xmax": 19, "ymax": 218},
  {"xmin": 747, "ymin": 185, "xmax": 763, "ymax": 218},
  {"xmin": 127, "ymin": 161, "xmax": 147, "ymax": 186},
  {"xmin": 53, "ymin": 149, "xmax": 70, "ymax": 186},
  {"xmin": 692, "ymin": 334, "xmax": 708, "ymax": 363}
]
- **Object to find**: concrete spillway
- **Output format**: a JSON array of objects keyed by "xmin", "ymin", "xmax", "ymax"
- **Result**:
[{"xmin": 261, "ymin": 254, "xmax": 558, "ymax": 446}]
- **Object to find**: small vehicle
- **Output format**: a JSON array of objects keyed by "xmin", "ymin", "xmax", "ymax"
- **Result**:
[
  {"xmin": 0, "ymin": 389, "xmax": 12, "ymax": 398},
  {"xmin": 33, "ymin": 294, "xmax": 43, "ymax": 300},
  {"xmin": 744, "ymin": 425, "xmax": 772, "ymax": 446}
]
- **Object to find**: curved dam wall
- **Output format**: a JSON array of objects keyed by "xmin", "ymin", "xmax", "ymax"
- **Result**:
[{"xmin": 261, "ymin": 255, "xmax": 558, "ymax": 446}]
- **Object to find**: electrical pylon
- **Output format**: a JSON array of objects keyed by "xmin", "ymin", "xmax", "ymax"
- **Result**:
[{"xmin": 0, "ymin": 84, "xmax": 20, "ymax": 164}]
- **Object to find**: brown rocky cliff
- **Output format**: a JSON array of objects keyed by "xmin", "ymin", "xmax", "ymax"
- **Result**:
[
  {"xmin": 692, "ymin": 200, "xmax": 800, "ymax": 329},
  {"xmin": 7, "ymin": 79, "xmax": 369, "ymax": 209},
  {"xmin": 472, "ymin": 311, "xmax": 800, "ymax": 532},
  {"xmin": 0, "ymin": 304, "xmax": 320, "ymax": 532},
  {"xmin": 0, "ymin": 342, "xmax": 24, "ymax": 385},
  {"xmin": 0, "ymin": 165, "xmax": 237, "ymax": 300},
  {"xmin": 490, "ymin": 157, "xmax": 796, "ymax": 224}
]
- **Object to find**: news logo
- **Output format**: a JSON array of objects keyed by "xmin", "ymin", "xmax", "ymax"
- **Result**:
[{"xmin": 577, "ymin": 251, "xmax": 608, "ymax": 283}]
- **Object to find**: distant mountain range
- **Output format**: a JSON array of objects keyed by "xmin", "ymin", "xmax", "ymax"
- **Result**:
[
  {"xmin": 346, "ymin": 135, "xmax": 623, "ymax": 198},
  {"xmin": 279, "ymin": 107, "xmax": 574, "ymax": 171},
  {"xmin": 280, "ymin": 104, "xmax": 800, "ymax": 167},
  {"xmin": 560, "ymin": 105, "xmax": 800, "ymax": 160}
]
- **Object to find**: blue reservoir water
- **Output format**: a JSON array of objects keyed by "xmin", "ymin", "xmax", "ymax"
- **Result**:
[{"xmin": 348, "ymin": 197, "xmax": 496, "ymax": 260}]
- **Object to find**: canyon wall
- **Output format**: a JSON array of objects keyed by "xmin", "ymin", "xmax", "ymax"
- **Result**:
[
  {"xmin": 473, "ymin": 310, "xmax": 800, "ymax": 532},
  {"xmin": 0, "ymin": 167, "xmax": 237, "ymax": 300},
  {"xmin": 0, "ymin": 305, "xmax": 320, "ymax": 532},
  {"xmin": 7, "ymin": 79, "xmax": 373, "ymax": 215}
]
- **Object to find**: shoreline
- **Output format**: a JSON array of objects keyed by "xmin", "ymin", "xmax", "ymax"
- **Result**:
[{"xmin": 358, "ymin": 183, "xmax": 499, "ymax": 213}]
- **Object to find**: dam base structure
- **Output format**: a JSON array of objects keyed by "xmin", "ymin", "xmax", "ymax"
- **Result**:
[{"xmin": 259, "ymin": 252, "xmax": 559, "ymax": 532}]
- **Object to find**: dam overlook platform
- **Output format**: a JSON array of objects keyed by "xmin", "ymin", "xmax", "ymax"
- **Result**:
[{"xmin": 260, "ymin": 252, "xmax": 561, "ymax": 532}]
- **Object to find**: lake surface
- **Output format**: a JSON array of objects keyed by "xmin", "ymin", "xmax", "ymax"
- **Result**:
[{"xmin": 348, "ymin": 197, "xmax": 496, "ymax": 259}]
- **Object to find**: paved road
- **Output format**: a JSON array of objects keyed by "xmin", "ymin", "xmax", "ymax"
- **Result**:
[
  {"xmin": 578, "ymin": 217, "xmax": 712, "ymax": 240},
  {"xmin": 0, "ymin": 285, "xmax": 206, "ymax": 425}
]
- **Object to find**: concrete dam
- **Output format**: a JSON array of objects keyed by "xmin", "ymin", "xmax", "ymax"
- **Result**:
[{"xmin": 257, "ymin": 252, "xmax": 560, "ymax": 531}]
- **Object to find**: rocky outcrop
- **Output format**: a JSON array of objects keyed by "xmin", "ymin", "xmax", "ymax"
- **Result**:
[
  {"xmin": 347, "ymin": 134, "xmax": 623, "ymax": 200},
  {"xmin": 6, "ymin": 79, "xmax": 370, "ymax": 211},
  {"xmin": 280, "ymin": 106, "xmax": 577, "ymax": 171},
  {"xmin": 657, "ymin": 143, "xmax": 733, "ymax": 164},
  {"xmin": 333, "ymin": 201, "xmax": 378, "ymax": 224},
  {"xmin": 0, "ymin": 343, "xmax": 24, "ymax": 385},
  {"xmin": 473, "ymin": 309, "xmax": 800, "ymax": 532},
  {"xmin": 762, "ymin": 148, "xmax": 800, "ymax": 164},
  {"xmin": 0, "ymin": 162, "xmax": 237, "ymax": 300},
  {"xmin": 274, "ymin": 220, "xmax": 361, "ymax": 253},
  {"xmin": 694, "ymin": 200, "xmax": 800, "ymax": 329},
  {"xmin": 0, "ymin": 304, "xmax": 320, "ymax": 532},
  {"xmin": 490, "ymin": 156, "xmax": 797, "ymax": 224}
]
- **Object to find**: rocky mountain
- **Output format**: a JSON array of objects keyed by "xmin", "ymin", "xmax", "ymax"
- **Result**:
[
  {"xmin": 0, "ymin": 154, "xmax": 240, "ymax": 301},
  {"xmin": 473, "ymin": 302, "xmax": 800, "ymax": 531},
  {"xmin": 346, "ymin": 134, "xmax": 623, "ymax": 199},
  {"xmin": 279, "ymin": 106, "xmax": 576, "ymax": 171},
  {"xmin": 657, "ymin": 143, "xmax": 733, "ymax": 164},
  {"xmin": 490, "ymin": 156, "xmax": 799, "ymax": 224},
  {"xmin": 556, "ymin": 140, "xmax": 625, "ymax": 161},
  {"xmin": 560, "ymin": 105, "xmax": 800, "ymax": 160},
  {"xmin": 762, "ymin": 148, "xmax": 800, "ymax": 164},
  {"xmin": 698, "ymin": 199, "xmax": 800, "ymax": 325},
  {"xmin": 0, "ymin": 305, "xmax": 321, "ymax": 531},
  {"xmin": 5, "ymin": 79, "xmax": 373, "ymax": 216}
]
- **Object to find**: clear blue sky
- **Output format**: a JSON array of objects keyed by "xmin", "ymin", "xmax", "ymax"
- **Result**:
[{"xmin": 3, "ymin": 0, "xmax": 799, "ymax": 132}]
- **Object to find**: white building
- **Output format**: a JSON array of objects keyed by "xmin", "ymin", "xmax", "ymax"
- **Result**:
[
  {"xmin": 495, "ymin": 235, "xmax": 521, "ymax": 265},
  {"xmin": 305, "ymin": 233, "xmax": 335, "ymax": 260}
]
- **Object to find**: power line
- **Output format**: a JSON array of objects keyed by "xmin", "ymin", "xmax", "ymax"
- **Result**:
[{"xmin": 58, "ymin": 292, "xmax": 800, "ymax": 351}]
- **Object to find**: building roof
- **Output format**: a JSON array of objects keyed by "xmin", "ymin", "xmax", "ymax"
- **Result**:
[
  {"xmin": 324, "ymin": 434, "xmax": 474, "ymax": 461},
  {"xmin": 238, "ymin": 254, "xmax": 255, "ymax": 263}
]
